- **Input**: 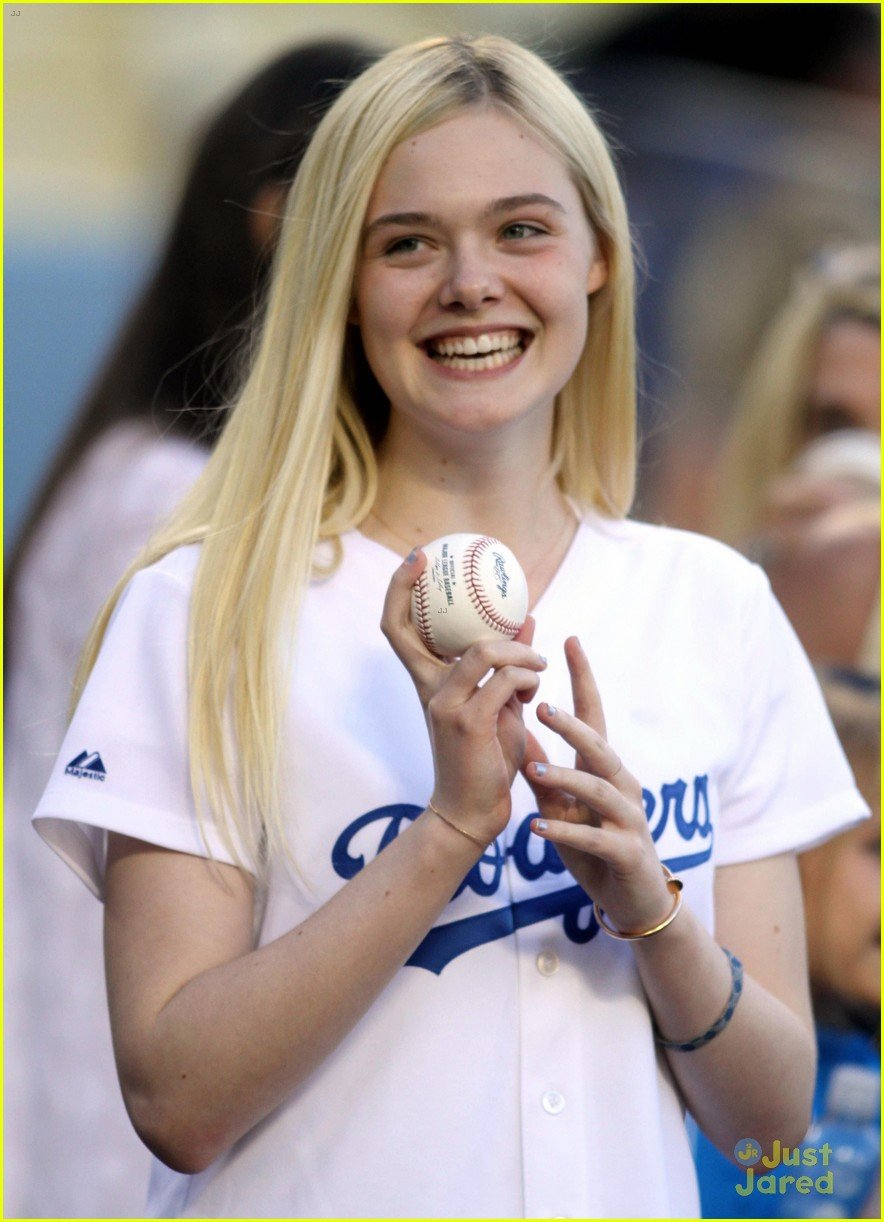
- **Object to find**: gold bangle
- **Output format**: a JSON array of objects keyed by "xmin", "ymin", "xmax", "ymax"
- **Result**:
[
  {"xmin": 595, "ymin": 865, "xmax": 684, "ymax": 940},
  {"xmin": 426, "ymin": 800, "xmax": 489, "ymax": 849}
]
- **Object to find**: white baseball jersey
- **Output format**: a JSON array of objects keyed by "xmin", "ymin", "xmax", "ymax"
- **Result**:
[{"xmin": 33, "ymin": 516, "xmax": 867, "ymax": 1219}]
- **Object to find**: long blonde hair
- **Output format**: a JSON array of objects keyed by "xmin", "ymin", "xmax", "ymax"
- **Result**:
[
  {"xmin": 715, "ymin": 245, "xmax": 880, "ymax": 545},
  {"xmin": 74, "ymin": 35, "xmax": 637, "ymax": 879}
]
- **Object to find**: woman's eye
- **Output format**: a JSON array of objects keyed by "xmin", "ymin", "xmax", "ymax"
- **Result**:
[
  {"xmin": 501, "ymin": 222, "xmax": 546, "ymax": 240},
  {"xmin": 384, "ymin": 236, "xmax": 425, "ymax": 256}
]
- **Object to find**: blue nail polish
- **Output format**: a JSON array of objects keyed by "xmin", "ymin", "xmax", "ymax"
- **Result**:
[
  {"xmin": 546, "ymin": 704, "xmax": 557, "ymax": 717},
  {"xmin": 534, "ymin": 762, "xmax": 548, "ymax": 777},
  {"xmin": 405, "ymin": 548, "xmax": 417, "ymax": 564}
]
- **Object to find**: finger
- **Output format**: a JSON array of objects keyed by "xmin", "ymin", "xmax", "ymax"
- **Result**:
[
  {"xmin": 380, "ymin": 548, "xmax": 426, "ymax": 644},
  {"xmin": 530, "ymin": 817, "xmax": 626, "ymax": 866},
  {"xmin": 435, "ymin": 638, "xmax": 547, "ymax": 707},
  {"xmin": 379, "ymin": 549, "xmax": 445, "ymax": 692},
  {"xmin": 513, "ymin": 614, "xmax": 536, "ymax": 646},
  {"xmin": 526, "ymin": 759, "xmax": 633, "ymax": 828},
  {"xmin": 766, "ymin": 474, "xmax": 856, "ymax": 517},
  {"xmin": 514, "ymin": 617, "xmax": 539, "ymax": 700},
  {"xmin": 521, "ymin": 730, "xmax": 576, "ymax": 823},
  {"xmin": 536, "ymin": 702, "xmax": 633, "ymax": 790},
  {"xmin": 522, "ymin": 727, "xmax": 550, "ymax": 769},
  {"xmin": 564, "ymin": 636, "xmax": 606, "ymax": 738},
  {"xmin": 471, "ymin": 665, "xmax": 541, "ymax": 721}
]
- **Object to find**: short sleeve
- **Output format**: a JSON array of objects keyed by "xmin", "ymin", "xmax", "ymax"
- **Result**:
[
  {"xmin": 716, "ymin": 564, "xmax": 870, "ymax": 866},
  {"xmin": 32, "ymin": 556, "xmax": 250, "ymax": 899}
]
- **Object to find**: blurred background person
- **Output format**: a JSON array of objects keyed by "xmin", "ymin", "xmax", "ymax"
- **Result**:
[
  {"xmin": 713, "ymin": 245, "xmax": 880, "ymax": 671},
  {"xmin": 565, "ymin": 2, "xmax": 879, "ymax": 525},
  {"xmin": 692, "ymin": 244, "xmax": 879, "ymax": 1219},
  {"xmin": 694, "ymin": 670, "xmax": 880, "ymax": 1218},
  {"xmin": 3, "ymin": 39, "xmax": 376, "ymax": 1217}
]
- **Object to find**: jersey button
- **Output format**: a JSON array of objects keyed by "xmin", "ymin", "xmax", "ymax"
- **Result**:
[
  {"xmin": 541, "ymin": 1089, "xmax": 565, "ymax": 1115},
  {"xmin": 536, "ymin": 950, "xmax": 559, "ymax": 976}
]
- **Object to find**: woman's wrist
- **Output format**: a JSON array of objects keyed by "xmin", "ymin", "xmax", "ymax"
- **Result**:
[
  {"xmin": 415, "ymin": 805, "xmax": 493, "ymax": 869},
  {"xmin": 428, "ymin": 788, "xmax": 510, "ymax": 844},
  {"xmin": 629, "ymin": 902, "xmax": 737, "ymax": 1046},
  {"xmin": 594, "ymin": 865, "xmax": 683, "ymax": 940}
]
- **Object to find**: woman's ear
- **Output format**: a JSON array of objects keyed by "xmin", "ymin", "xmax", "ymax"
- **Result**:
[{"xmin": 587, "ymin": 253, "xmax": 608, "ymax": 296}]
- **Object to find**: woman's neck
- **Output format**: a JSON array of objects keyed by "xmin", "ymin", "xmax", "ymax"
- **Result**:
[{"xmin": 364, "ymin": 415, "xmax": 579, "ymax": 605}]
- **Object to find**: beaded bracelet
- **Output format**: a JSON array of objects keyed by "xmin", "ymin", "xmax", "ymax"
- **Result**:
[{"xmin": 653, "ymin": 948, "xmax": 744, "ymax": 1052}]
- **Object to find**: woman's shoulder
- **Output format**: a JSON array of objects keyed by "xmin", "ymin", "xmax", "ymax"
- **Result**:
[
  {"xmin": 126, "ymin": 542, "xmax": 203, "ymax": 596},
  {"xmin": 18, "ymin": 420, "xmax": 208, "ymax": 606},
  {"xmin": 585, "ymin": 514, "xmax": 764, "ymax": 592}
]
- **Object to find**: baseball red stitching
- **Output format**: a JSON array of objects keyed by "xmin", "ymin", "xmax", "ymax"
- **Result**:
[
  {"xmin": 413, "ymin": 572, "xmax": 439, "ymax": 654},
  {"xmin": 465, "ymin": 536, "xmax": 522, "ymax": 636}
]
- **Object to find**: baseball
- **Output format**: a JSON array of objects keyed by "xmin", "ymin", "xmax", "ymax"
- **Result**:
[{"xmin": 411, "ymin": 533, "xmax": 529, "ymax": 659}]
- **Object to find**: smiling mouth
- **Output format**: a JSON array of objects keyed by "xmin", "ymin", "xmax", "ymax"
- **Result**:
[{"xmin": 423, "ymin": 329, "xmax": 531, "ymax": 371}]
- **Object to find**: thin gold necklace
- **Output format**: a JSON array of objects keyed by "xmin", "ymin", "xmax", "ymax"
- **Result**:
[{"xmin": 365, "ymin": 501, "xmax": 577, "ymax": 585}]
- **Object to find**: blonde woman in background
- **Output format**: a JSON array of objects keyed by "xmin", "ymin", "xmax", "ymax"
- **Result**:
[
  {"xmin": 31, "ymin": 36, "xmax": 867, "ymax": 1218},
  {"xmin": 714, "ymin": 246, "xmax": 880, "ymax": 670}
]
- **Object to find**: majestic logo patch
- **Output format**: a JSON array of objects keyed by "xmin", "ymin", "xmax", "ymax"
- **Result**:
[{"xmin": 65, "ymin": 750, "xmax": 107, "ymax": 782}]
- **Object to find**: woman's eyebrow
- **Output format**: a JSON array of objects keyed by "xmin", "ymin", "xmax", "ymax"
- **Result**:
[
  {"xmin": 483, "ymin": 193, "xmax": 566, "ymax": 217},
  {"xmin": 364, "ymin": 210, "xmax": 440, "ymax": 238},
  {"xmin": 364, "ymin": 194, "xmax": 567, "ymax": 238}
]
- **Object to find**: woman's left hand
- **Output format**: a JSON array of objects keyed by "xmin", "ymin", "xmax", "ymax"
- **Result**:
[{"xmin": 521, "ymin": 636, "xmax": 673, "ymax": 935}]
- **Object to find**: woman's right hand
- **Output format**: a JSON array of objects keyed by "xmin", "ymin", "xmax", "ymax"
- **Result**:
[{"xmin": 381, "ymin": 549, "xmax": 547, "ymax": 845}]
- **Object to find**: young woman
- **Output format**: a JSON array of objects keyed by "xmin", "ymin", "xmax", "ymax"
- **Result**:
[{"xmin": 33, "ymin": 35, "xmax": 867, "ymax": 1219}]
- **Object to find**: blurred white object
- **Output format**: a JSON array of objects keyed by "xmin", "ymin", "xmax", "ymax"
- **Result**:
[{"xmin": 793, "ymin": 427, "xmax": 880, "ymax": 492}]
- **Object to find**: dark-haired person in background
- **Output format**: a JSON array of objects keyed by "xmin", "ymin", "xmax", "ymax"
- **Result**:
[{"xmin": 4, "ymin": 39, "xmax": 376, "ymax": 1217}]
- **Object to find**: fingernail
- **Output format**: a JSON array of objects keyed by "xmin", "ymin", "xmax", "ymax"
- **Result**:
[
  {"xmin": 533, "ymin": 762, "xmax": 548, "ymax": 777},
  {"xmin": 405, "ymin": 548, "xmax": 418, "ymax": 564},
  {"xmin": 545, "ymin": 704, "xmax": 557, "ymax": 717},
  {"xmin": 533, "ymin": 818, "xmax": 548, "ymax": 832},
  {"xmin": 539, "ymin": 655, "xmax": 548, "ymax": 666}
]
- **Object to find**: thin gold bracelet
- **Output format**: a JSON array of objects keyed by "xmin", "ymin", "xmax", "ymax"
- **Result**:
[
  {"xmin": 595, "ymin": 865, "xmax": 684, "ymax": 940},
  {"xmin": 426, "ymin": 800, "xmax": 489, "ymax": 849}
]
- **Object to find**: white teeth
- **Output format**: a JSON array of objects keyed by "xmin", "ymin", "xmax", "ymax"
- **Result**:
[
  {"xmin": 431, "ymin": 345, "xmax": 523, "ymax": 372},
  {"xmin": 429, "ymin": 329, "xmax": 522, "ymax": 358}
]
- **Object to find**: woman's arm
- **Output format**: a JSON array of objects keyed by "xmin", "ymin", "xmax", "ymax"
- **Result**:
[
  {"xmin": 105, "ymin": 813, "xmax": 485, "ymax": 1175},
  {"xmin": 523, "ymin": 637, "xmax": 816, "ymax": 1161},
  {"xmin": 631, "ymin": 852, "xmax": 816, "ymax": 1156},
  {"xmin": 104, "ymin": 550, "xmax": 546, "ymax": 1174}
]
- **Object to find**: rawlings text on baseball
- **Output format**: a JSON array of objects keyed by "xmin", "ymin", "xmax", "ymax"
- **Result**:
[{"xmin": 411, "ymin": 533, "xmax": 529, "ymax": 658}]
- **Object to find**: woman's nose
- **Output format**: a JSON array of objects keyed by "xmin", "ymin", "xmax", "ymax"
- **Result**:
[{"xmin": 437, "ymin": 245, "xmax": 504, "ymax": 311}]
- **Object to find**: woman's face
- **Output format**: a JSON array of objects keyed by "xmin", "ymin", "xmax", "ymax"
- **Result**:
[
  {"xmin": 804, "ymin": 317, "xmax": 881, "ymax": 440},
  {"xmin": 352, "ymin": 106, "xmax": 607, "ymax": 443}
]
